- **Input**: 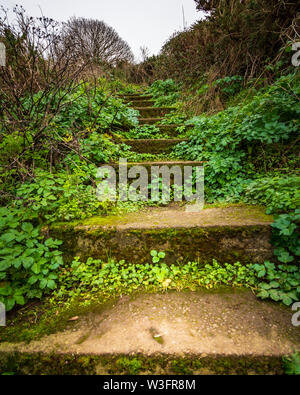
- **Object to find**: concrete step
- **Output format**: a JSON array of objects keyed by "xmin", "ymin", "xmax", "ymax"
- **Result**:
[
  {"xmin": 48, "ymin": 205, "xmax": 273, "ymax": 265},
  {"xmin": 124, "ymin": 139, "xmax": 187, "ymax": 154},
  {"xmin": 139, "ymin": 117, "xmax": 163, "ymax": 125},
  {"xmin": 109, "ymin": 160, "xmax": 206, "ymax": 171},
  {"xmin": 130, "ymin": 99, "xmax": 155, "ymax": 107},
  {"xmin": 120, "ymin": 94, "xmax": 153, "ymax": 101},
  {"xmin": 157, "ymin": 124, "xmax": 186, "ymax": 136},
  {"xmin": 135, "ymin": 107, "xmax": 174, "ymax": 118},
  {"xmin": 1, "ymin": 290, "xmax": 298, "ymax": 374}
]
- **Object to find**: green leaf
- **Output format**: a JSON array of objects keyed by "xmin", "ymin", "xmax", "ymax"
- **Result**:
[
  {"xmin": 12, "ymin": 258, "xmax": 22, "ymax": 269},
  {"xmin": 0, "ymin": 286, "xmax": 12, "ymax": 296},
  {"xmin": 22, "ymin": 256, "xmax": 34, "ymax": 269},
  {"xmin": 282, "ymin": 295, "xmax": 293, "ymax": 306},
  {"xmin": 269, "ymin": 281, "xmax": 280, "ymax": 288},
  {"xmin": 31, "ymin": 262, "xmax": 41, "ymax": 274},
  {"xmin": 39, "ymin": 278, "xmax": 47, "ymax": 289},
  {"xmin": 0, "ymin": 260, "xmax": 11, "ymax": 271},
  {"xmin": 14, "ymin": 295, "xmax": 25, "ymax": 305},
  {"xmin": 0, "ymin": 233, "xmax": 15, "ymax": 243},
  {"xmin": 5, "ymin": 298, "xmax": 15, "ymax": 311},
  {"xmin": 21, "ymin": 222, "xmax": 34, "ymax": 233},
  {"xmin": 257, "ymin": 289, "xmax": 269, "ymax": 299},
  {"xmin": 47, "ymin": 279, "xmax": 56, "ymax": 290},
  {"xmin": 28, "ymin": 276, "xmax": 38, "ymax": 285},
  {"xmin": 257, "ymin": 269, "xmax": 266, "ymax": 278},
  {"xmin": 269, "ymin": 290, "xmax": 280, "ymax": 301}
]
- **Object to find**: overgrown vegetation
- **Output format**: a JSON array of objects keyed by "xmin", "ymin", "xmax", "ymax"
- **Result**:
[
  {"xmin": 0, "ymin": 1, "xmax": 299, "ymax": 325},
  {"xmin": 173, "ymin": 73, "xmax": 300, "ymax": 208}
]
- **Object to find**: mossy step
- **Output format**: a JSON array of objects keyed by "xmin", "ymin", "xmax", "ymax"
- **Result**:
[
  {"xmin": 130, "ymin": 99, "xmax": 155, "ymax": 107},
  {"xmin": 1, "ymin": 290, "xmax": 298, "ymax": 374},
  {"xmin": 139, "ymin": 117, "xmax": 163, "ymax": 125},
  {"xmin": 124, "ymin": 139, "xmax": 187, "ymax": 154},
  {"xmin": 135, "ymin": 107, "xmax": 174, "ymax": 118},
  {"xmin": 158, "ymin": 124, "xmax": 187, "ymax": 137},
  {"xmin": 48, "ymin": 206, "xmax": 273, "ymax": 265},
  {"xmin": 0, "ymin": 351, "xmax": 286, "ymax": 375},
  {"xmin": 120, "ymin": 94, "xmax": 152, "ymax": 101},
  {"xmin": 110, "ymin": 160, "xmax": 206, "ymax": 171}
]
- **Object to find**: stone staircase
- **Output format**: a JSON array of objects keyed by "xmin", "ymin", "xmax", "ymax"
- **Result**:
[
  {"xmin": 1, "ymin": 92, "xmax": 299, "ymax": 375},
  {"xmin": 120, "ymin": 93, "xmax": 187, "ymax": 154}
]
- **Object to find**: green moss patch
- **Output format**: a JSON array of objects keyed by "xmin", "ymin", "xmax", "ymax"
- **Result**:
[{"xmin": 0, "ymin": 352, "xmax": 284, "ymax": 375}]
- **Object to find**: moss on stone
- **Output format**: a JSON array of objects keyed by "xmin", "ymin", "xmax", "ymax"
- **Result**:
[
  {"xmin": 0, "ymin": 352, "xmax": 285, "ymax": 375},
  {"xmin": 49, "ymin": 223, "xmax": 272, "ymax": 265}
]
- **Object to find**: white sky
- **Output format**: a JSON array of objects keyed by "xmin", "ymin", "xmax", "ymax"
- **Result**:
[{"xmin": 1, "ymin": 0, "xmax": 204, "ymax": 61}]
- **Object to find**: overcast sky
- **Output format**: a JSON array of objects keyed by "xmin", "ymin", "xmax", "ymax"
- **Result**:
[{"xmin": 1, "ymin": 0, "xmax": 204, "ymax": 60}]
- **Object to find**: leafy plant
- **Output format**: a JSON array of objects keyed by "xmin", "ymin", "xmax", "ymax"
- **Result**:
[
  {"xmin": 252, "ymin": 210, "xmax": 300, "ymax": 306},
  {"xmin": 244, "ymin": 176, "xmax": 300, "ymax": 214},
  {"xmin": 173, "ymin": 73, "xmax": 300, "ymax": 204},
  {"xmin": 53, "ymin": 255, "xmax": 257, "ymax": 304},
  {"xmin": 252, "ymin": 261, "xmax": 299, "ymax": 306},
  {"xmin": 213, "ymin": 75, "xmax": 243, "ymax": 98},
  {"xmin": 283, "ymin": 352, "xmax": 300, "ymax": 375},
  {"xmin": 13, "ymin": 169, "xmax": 112, "ymax": 223},
  {"xmin": 0, "ymin": 207, "xmax": 63, "ymax": 311},
  {"xmin": 146, "ymin": 79, "xmax": 181, "ymax": 106},
  {"xmin": 160, "ymin": 111, "xmax": 186, "ymax": 125},
  {"xmin": 116, "ymin": 357, "xmax": 142, "ymax": 375},
  {"xmin": 271, "ymin": 210, "xmax": 300, "ymax": 264},
  {"xmin": 150, "ymin": 250, "xmax": 166, "ymax": 263},
  {"xmin": 117, "ymin": 124, "xmax": 167, "ymax": 139}
]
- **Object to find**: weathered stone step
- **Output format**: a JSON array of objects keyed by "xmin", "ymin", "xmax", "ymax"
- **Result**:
[
  {"xmin": 139, "ymin": 117, "xmax": 163, "ymax": 125},
  {"xmin": 120, "ymin": 94, "xmax": 152, "ymax": 101},
  {"xmin": 0, "ymin": 351, "xmax": 285, "ymax": 375},
  {"xmin": 124, "ymin": 139, "xmax": 187, "ymax": 154},
  {"xmin": 158, "ymin": 124, "xmax": 186, "ymax": 136},
  {"xmin": 1, "ymin": 290, "xmax": 298, "ymax": 374},
  {"xmin": 110, "ymin": 160, "xmax": 206, "ymax": 171},
  {"xmin": 135, "ymin": 107, "xmax": 174, "ymax": 118},
  {"xmin": 49, "ymin": 206, "xmax": 273, "ymax": 265},
  {"xmin": 130, "ymin": 99, "xmax": 155, "ymax": 107}
]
